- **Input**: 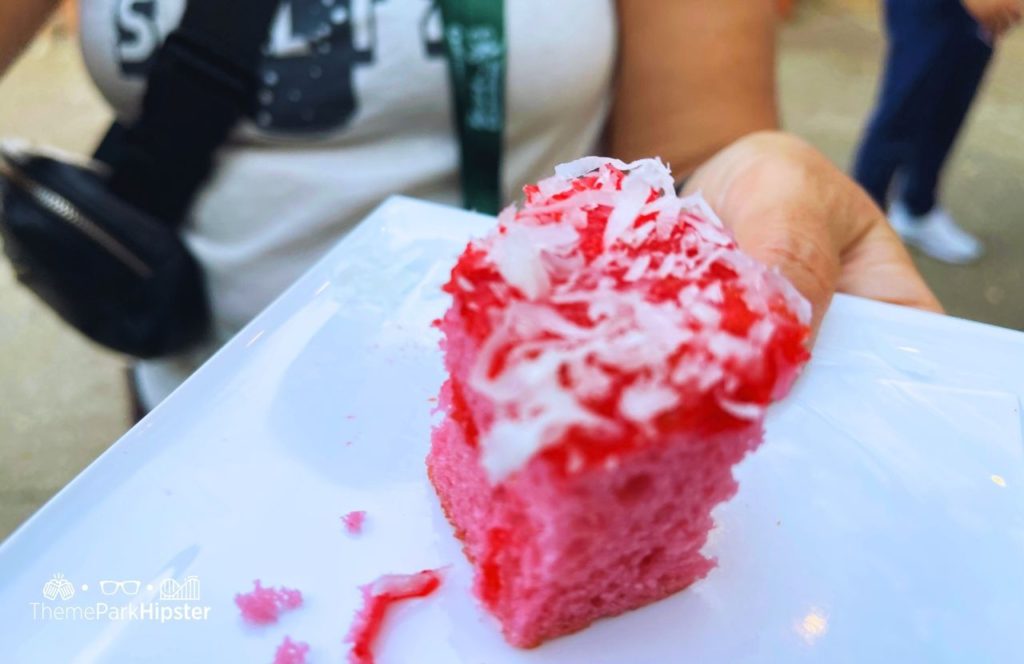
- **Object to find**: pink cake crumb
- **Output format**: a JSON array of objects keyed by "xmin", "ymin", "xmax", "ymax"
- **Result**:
[
  {"xmin": 342, "ymin": 510, "xmax": 367, "ymax": 535},
  {"xmin": 273, "ymin": 636, "xmax": 309, "ymax": 664},
  {"xmin": 345, "ymin": 569, "xmax": 443, "ymax": 664},
  {"xmin": 235, "ymin": 580, "xmax": 303, "ymax": 625}
]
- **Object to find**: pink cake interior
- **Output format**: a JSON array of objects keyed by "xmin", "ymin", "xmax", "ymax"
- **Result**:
[{"xmin": 428, "ymin": 157, "xmax": 811, "ymax": 647}]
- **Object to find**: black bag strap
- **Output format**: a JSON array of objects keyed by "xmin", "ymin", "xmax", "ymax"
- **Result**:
[{"xmin": 97, "ymin": 0, "xmax": 281, "ymax": 226}]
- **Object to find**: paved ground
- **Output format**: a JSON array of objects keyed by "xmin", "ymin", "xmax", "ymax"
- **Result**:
[{"xmin": 1, "ymin": 2, "xmax": 1022, "ymax": 539}]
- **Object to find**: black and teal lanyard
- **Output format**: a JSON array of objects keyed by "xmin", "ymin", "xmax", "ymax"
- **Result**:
[{"xmin": 438, "ymin": 0, "xmax": 506, "ymax": 215}]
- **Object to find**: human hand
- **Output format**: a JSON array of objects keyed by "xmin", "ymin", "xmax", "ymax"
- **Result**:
[
  {"xmin": 962, "ymin": 0, "xmax": 1023, "ymax": 39},
  {"xmin": 684, "ymin": 131, "xmax": 942, "ymax": 335}
]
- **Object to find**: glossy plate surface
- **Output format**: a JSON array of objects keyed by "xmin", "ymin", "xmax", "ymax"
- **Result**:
[{"xmin": 2, "ymin": 197, "xmax": 1023, "ymax": 663}]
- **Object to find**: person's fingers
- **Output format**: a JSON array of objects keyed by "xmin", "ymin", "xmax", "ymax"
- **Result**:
[
  {"xmin": 1005, "ymin": 5, "xmax": 1022, "ymax": 29},
  {"xmin": 994, "ymin": 11, "xmax": 1012, "ymax": 34},
  {"xmin": 836, "ymin": 216, "xmax": 944, "ymax": 314},
  {"xmin": 992, "ymin": 7, "xmax": 1019, "ymax": 35},
  {"xmin": 688, "ymin": 133, "xmax": 851, "ymax": 331},
  {"xmin": 686, "ymin": 131, "xmax": 942, "ymax": 335},
  {"xmin": 982, "ymin": 15, "xmax": 1004, "ymax": 38},
  {"xmin": 823, "ymin": 161, "xmax": 945, "ymax": 314},
  {"xmin": 716, "ymin": 168, "xmax": 841, "ymax": 333},
  {"xmin": 974, "ymin": 6, "xmax": 1009, "ymax": 38}
]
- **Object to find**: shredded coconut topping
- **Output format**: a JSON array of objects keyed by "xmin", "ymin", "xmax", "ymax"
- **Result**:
[{"xmin": 444, "ymin": 157, "xmax": 811, "ymax": 481}]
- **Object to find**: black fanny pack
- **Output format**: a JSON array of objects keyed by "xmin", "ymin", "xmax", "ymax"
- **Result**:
[
  {"xmin": 0, "ymin": 0, "xmax": 279, "ymax": 358},
  {"xmin": 0, "ymin": 145, "xmax": 208, "ymax": 357}
]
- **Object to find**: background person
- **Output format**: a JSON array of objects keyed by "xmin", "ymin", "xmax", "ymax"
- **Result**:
[{"xmin": 853, "ymin": 0, "xmax": 1023, "ymax": 264}]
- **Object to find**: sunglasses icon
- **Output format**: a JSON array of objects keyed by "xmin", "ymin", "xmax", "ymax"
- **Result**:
[{"xmin": 99, "ymin": 580, "xmax": 141, "ymax": 596}]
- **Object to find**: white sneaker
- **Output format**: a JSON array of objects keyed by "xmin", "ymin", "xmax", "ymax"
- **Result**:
[{"xmin": 888, "ymin": 202, "xmax": 984, "ymax": 265}]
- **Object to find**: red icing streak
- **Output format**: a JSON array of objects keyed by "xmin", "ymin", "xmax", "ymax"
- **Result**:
[
  {"xmin": 441, "ymin": 160, "xmax": 811, "ymax": 476},
  {"xmin": 235, "ymin": 580, "xmax": 303, "ymax": 625},
  {"xmin": 577, "ymin": 205, "xmax": 610, "ymax": 263},
  {"xmin": 479, "ymin": 528, "xmax": 509, "ymax": 607},
  {"xmin": 719, "ymin": 282, "xmax": 759, "ymax": 337},
  {"xmin": 442, "ymin": 245, "xmax": 510, "ymax": 342},
  {"xmin": 345, "ymin": 569, "xmax": 444, "ymax": 664},
  {"xmin": 448, "ymin": 380, "xmax": 479, "ymax": 448}
]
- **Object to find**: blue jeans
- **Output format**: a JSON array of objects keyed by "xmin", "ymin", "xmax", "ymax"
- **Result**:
[{"xmin": 853, "ymin": 0, "xmax": 993, "ymax": 216}]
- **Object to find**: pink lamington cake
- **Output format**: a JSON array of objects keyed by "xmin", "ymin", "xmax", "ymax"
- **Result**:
[{"xmin": 427, "ymin": 157, "xmax": 811, "ymax": 647}]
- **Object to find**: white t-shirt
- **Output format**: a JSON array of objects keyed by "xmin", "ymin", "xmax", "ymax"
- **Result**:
[{"xmin": 78, "ymin": 0, "xmax": 617, "ymax": 408}]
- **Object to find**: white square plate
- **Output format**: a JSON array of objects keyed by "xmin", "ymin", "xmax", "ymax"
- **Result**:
[{"xmin": 2, "ymin": 197, "xmax": 1023, "ymax": 663}]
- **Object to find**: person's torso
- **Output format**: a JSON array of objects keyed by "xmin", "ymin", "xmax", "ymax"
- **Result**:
[
  {"xmin": 78, "ymin": 0, "xmax": 618, "ymax": 406},
  {"xmin": 80, "ymin": 0, "xmax": 616, "ymax": 155}
]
